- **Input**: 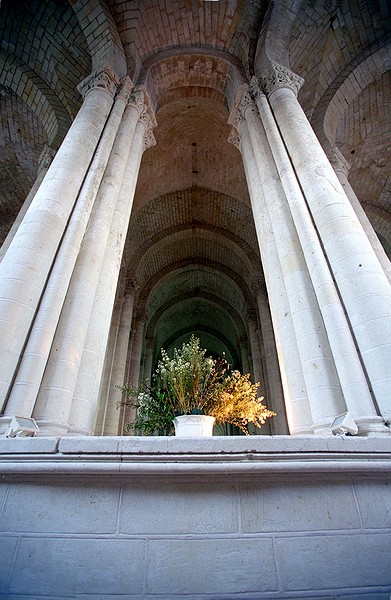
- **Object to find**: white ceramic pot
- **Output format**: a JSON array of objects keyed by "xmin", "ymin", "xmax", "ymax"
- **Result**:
[{"xmin": 173, "ymin": 414, "xmax": 216, "ymax": 437}]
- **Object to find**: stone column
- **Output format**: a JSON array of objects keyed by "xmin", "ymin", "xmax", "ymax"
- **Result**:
[
  {"xmin": 0, "ymin": 79, "xmax": 132, "ymax": 432},
  {"xmin": 0, "ymin": 67, "xmax": 119, "ymax": 412},
  {"xmin": 69, "ymin": 93, "xmax": 156, "ymax": 435},
  {"xmin": 255, "ymin": 286, "xmax": 288, "ymax": 434},
  {"xmin": 142, "ymin": 336, "xmax": 155, "ymax": 383},
  {"xmin": 123, "ymin": 315, "xmax": 146, "ymax": 434},
  {"xmin": 260, "ymin": 63, "xmax": 391, "ymax": 423},
  {"xmin": 231, "ymin": 89, "xmax": 345, "ymax": 434},
  {"xmin": 326, "ymin": 147, "xmax": 391, "ymax": 284},
  {"xmin": 0, "ymin": 145, "xmax": 56, "ymax": 261},
  {"xmin": 228, "ymin": 115, "xmax": 313, "ymax": 435},
  {"xmin": 247, "ymin": 315, "xmax": 270, "ymax": 435},
  {"xmin": 95, "ymin": 286, "xmax": 136, "ymax": 436},
  {"xmin": 252, "ymin": 77, "xmax": 386, "ymax": 435}
]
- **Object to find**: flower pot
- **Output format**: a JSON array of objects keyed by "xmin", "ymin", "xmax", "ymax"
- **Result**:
[{"xmin": 173, "ymin": 414, "xmax": 216, "ymax": 437}]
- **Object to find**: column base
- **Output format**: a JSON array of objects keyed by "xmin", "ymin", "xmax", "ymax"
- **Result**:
[
  {"xmin": 355, "ymin": 415, "xmax": 390, "ymax": 436},
  {"xmin": 34, "ymin": 418, "xmax": 70, "ymax": 436}
]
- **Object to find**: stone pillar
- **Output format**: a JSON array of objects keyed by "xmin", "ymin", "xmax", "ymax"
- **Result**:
[
  {"xmin": 0, "ymin": 67, "xmax": 119, "ymax": 413},
  {"xmin": 0, "ymin": 145, "xmax": 56, "ymax": 262},
  {"xmin": 69, "ymin": 93, "xmax": 156, "ymax": 435},
  {"xmin": 247, "ymin": 315, "xmax": 270, "ymax": 435},
  {"xmin": 255, "ymin": 286, "xmax": 288, "ymax": 434},
  {"xmin": 0, "ymin": 79, "xmax": 132, "ymax": 432},
  {"xmin": 142, "ymin": 336, "xmax": 155, "ymax": 383},
  {"xmin": 231, "ymin": 89, "xmax": 345, "ymax": 434},
  {"xmin": 32, "ymin": 86, "xmax": 145, "ymax": 435},
  {"xmin": 123, "ymin": 315, "xmax": 146, "ymax": 434},
  {"xmin": 326, "ymin": 147, "xmax": 391, "ymax": 284},
  {"xmin": 95, "ymin": 286, "xmax": 136, "ymax": 436},
  {"xmin": 252, "ymin": 76, "xmax": 386, "ymax": 435},
  {"xmin": 229, "ymin": 114, "xmax": 313, "ymax": 435},
  {"xmin": 260, "ymin": 63, "xmax": 391, "ymax": 423}
]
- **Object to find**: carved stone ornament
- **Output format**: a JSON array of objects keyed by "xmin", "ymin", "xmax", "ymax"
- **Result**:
[
  {"xmin": 116, "ymin": 76, "xmax": 134, "ymax": 104},
  {"xmin": 249, "ymin": 76, "xmax": 266, "ymax": 103},
  {"xmin": 259, "ymin": 64, "xmax": 304, "ymax": 97},
  {"xmin": 227, "ymin": 127, "xmax": 241, "ymax": 150},
  {"xmin": 77, "ymin": 66, "xmax": 120, "ymax": 100},
  {"xmin": 228, "ymin": 84, "xmax": 254, "ymax": 131},
  {"xmin": 325, "ymin": 146, "xmax": 351, "ymax": 176},
  {"xmin": 128, "ymin": 87, "xmax": 157, "ymax": 150},
  {"xmin": 37, "ymin": 144, "xmax": 56, "ymax": 174}
]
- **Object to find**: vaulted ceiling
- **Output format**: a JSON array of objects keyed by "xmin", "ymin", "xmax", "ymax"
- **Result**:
[{"xmin": 0, "ymin": 0, "xmax": 390, "ymax": 356}]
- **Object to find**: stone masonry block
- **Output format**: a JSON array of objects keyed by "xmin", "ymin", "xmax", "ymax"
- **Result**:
[
  {"xmin": 354, "ymin": 479, "xmax": 391, "ymax": 528},
  {"xmin": 275, "ymin": 532, "xmax": 391, "ymax": 591},
  {"xmin": 10, "ymin": 538, "xmax": 144, "ymax": 596},
  {"xmin": 0, "ymin": 481, "xmax": 120, "ymax": 534},
  {"xmin": 145, "ymin": 538, "xmax": 278, "ymax": 595},
  {"xmin": 0, "ymin": 536, "xmax": 18, "ymax": 592},
  {"xmin": 120, "ymin": 480, "xmax": 238, "ymax": 534},
  {"xmin": 240, "ymin": 479, "xmax": 361, "ymax": 533}
]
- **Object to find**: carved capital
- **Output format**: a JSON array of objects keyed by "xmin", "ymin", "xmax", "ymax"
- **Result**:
[
  {"xmin": 252, "ymin": 278, "xmax": 267, "ymax": 297},
  {"xmin": 228, "ymin": 85, "xmax": 254, "ymax": 130},
  {"xmin": 257, "ymin": 64, "xmax": 304, "ymax": 97},
  {"xmin": 116, "ymin": 76, "xmax": 134, "ymax": 104},
  {"xmin": 77, "ymin": 66, "xmax": 120, "ymax": 100},
  {"xmin": 129, "ymin": 87, "xmax": 157, "ymax": 150},
  {"xmin": 37, "ymin": 144, "xmax": 56, "ymax": 174},
  {"xmin": 227, "ymin": 127, "xmax": 241, "ymax": 150},
  {"xmin": 325, "ymin": 146, "xmax": 351, "ymax": 176},
  {"xmin": 249, "ymin": 76, "xmax": 266, "ymax": 103}
]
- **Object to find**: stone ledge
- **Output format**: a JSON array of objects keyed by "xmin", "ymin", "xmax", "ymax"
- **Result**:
[
  {"xmin": 0, "ymin": 434, "xmax": 390, "ymax": 456},
  {"xmin": 0, "ymin": 435, "xmax": 390, "ymax": 480}
]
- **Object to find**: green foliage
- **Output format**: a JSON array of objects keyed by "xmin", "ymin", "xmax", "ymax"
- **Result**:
[{"xmin": 118, "ymin": 335, "xmax": 275, "ymax": 435}]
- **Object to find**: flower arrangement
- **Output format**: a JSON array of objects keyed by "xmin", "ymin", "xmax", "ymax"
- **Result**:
[{"xmin": 118, "ymin": 335, "xmax": 275, "ymax": 435}]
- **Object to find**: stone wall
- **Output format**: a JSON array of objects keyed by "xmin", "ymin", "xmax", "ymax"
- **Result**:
[{"xmin": 0, "ymin": 436, "xmax": 390, "ymax": 599}]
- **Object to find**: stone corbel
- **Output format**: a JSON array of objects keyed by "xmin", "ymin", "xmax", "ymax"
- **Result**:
[
  {"xmin": 77, "ymin": 65, "xmax": 121, "ymax": 100},
  {"xmin": 257, "ymin": 63, "xmax": 304, "ymax": 98}
]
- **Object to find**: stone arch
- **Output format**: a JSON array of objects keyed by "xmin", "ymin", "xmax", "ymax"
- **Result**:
[
  {"xmin": 0, "ymin": 50, "xmax": 71, "ymax": 149},
  {"xmin": 71, "ymin": 0, "xmax": 127, "ymax": 78}
]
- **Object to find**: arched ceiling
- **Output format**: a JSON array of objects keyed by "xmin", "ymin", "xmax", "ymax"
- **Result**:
[{"xmin": 0, "ymin": 0, "xmax": 390, "ymax": 355}]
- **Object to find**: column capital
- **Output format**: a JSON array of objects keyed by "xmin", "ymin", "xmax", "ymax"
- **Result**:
[
  {"xmin": 227, "ymin": 127, "xmax": 241, "ymax": 150},
  {"xmin": 77, "ymin": 65, "xmax": 120, "ymax": 100},
  {"xmin": 228, "ymin": 84, "xmax": 254, "ymax": 131},
  {"xmin": 252, "ymin": 278, "xmax": 267, "ymax": 297},
  {"xmin": 116, "ymin": 76, "xmax": 134, "ymax": 105},
  {"xmin": 325, "ymin": 145, "xmax": 351, "ymax": 176},
  {"xmin": 256, "ymin": 64, "xmax": 304, "ymax": 98},
  {"xmin": 124, "ymin": 278, "xmax": 139, "ymax": 296},
  {"xmin": 37, "ymin": 144, "xmax": 56, "ymax": 175},
  {"xmin": 129, "ymin": 87, "xmax": 157, "ymax": 150}
]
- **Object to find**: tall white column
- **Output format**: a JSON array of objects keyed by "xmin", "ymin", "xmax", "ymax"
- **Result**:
[
  {"xmin": 252, "ymin": 77, "xmax": 386, "ymax": 435},
  {"xmin": 229, "ymin": 118, "xmax": 313, "ymax": 434},
  {"xmin": 70, "ymin": 99, "xmax": 154, "ymax": 435},
  {"xmin": 255, "ymin": 286, "xmax": 288, "ymax": 434},
  {"xmin": 247, "ymin": 315, "xmax": 270, "ymax": 435},
  {"xmin": 0, "ymin": 67, "xmax": 119, "ymax": 412},
  {"xmin": 0, "ymin": 145, "xmax": 56, "ymax": 262},
  {"xmin": 123, "ymin": 315, "xmax": 146, "ymax": 434},
  {"xmin": 260, "ymin": 63, "xmax": 391, "ymax": 422},
  {"xmin": 0, "ymin": 79, "xmax": 132, "ymax": 431},
  {"xmin": 33, "ymin": 87, "xmax": 142, "ymax": 435},
  {"xmin": 232, "ymin": 90, "xmax": 345, "ymax": 434},
  {"xmin": 94, "ymin": 286, "xmax": 136, "ymax": 436},
  {"xmin": 326, "ymin": 147, "xmax": 391, "ymax": 284}
]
